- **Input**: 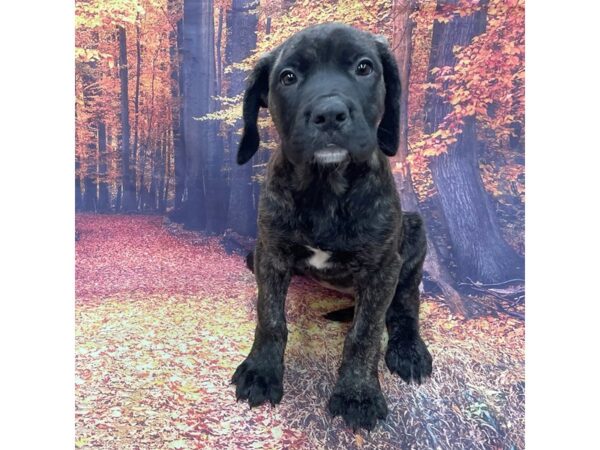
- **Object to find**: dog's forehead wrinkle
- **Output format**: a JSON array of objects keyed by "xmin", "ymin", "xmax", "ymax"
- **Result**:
[{"xmin": 278, "ymin": 26, "xmax": 376, "ymax": 71}]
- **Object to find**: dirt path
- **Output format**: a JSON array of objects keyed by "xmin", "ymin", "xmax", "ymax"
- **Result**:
[{"xmin": 75, "ymin": 214, "xmax": 524, "ymax": 449}]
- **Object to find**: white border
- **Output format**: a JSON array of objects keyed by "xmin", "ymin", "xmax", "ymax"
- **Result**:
[
  {"xmin": 1, "ymin": 1, "xmax": 74, "ymax": 449},
  {"xmin": 527, "ymin": 1, "xmax": 600, "ymax": 448},
  {"xmin": 2, "ymin": 0, "xmax": 600, "ymax": 448}
]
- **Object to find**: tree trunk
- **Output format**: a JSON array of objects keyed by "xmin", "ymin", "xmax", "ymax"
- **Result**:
[
  {"xmin": 97, "ymin": 122, "xmax": 110, "ymax": 211},
  {"xmin": 107, "ymin": 131, "xmax": 115, "ymax": 209},
  {"xmin": 75, "ymin": 155, "xmax": 83, "ymax": 211},
  {"xmin": 132, "ymin": 20, "xmax": 141, "ymax": 207},
  {"xmin": 203, "ymin": 2, "xmax": 227, "ymax": 234},
  {"xmin": 83, "ymin": 137, "xmax": 98, "ymax": 211},
  {"xmin": 225, "ymin": 0, "xmax": 260, "ymax": 236},
  {"xmin": 171, "ymin": 17, "xmax": 186, "ymax": 215},
  {"xmin": 139, "ymin": 40, "xmax": 159, "ymax": 211},
  {"xmin": 424, "ymin": 0, "xmax": 523, "ymax": 283},
  {"xmin": 216, "ymin": 7, "xmax": 224, "ymax": 95},
  {"xmin": 393, "ymin": 0, "xmax": 418, "ymax": 213},
  {"xmin": 115, "ymin": 184, "xmax": 122, "ymax": 211},
  {"xmin": 149, "ymin": 143, "xmax": 158, "ymax": 211},
  {"xmin": 81, "ymin": 34, "xmax": 99, "ymax": 213},
  {"xmin": 392, "ymin": 0, "xmax": 467, "ymax": 316},
  {"xmin": 118, "ymin": 25, "xmax": 137, "ymax": 211},
  {"xmin": 182, "ymin": 0, "xmax": 212, "ymax": 229},
  {"xmin": 163, "ymin": 132, "xmax": 172, "ymax": 212},
  {"xmin": 138, "ymin": 144, "xmax": 147, "ymax": 210},
  {"xmin": 158, "ymin": 134, "xmax": 167, "ymax": 212}
]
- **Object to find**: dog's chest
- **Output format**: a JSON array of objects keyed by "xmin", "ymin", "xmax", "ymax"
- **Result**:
[
  {"xmin": 304, "ymin": 245, "xmax": 333, "ymax": 269},
  {"xmin": 296, "ymin": 244, "xmax": 355, "ymax": 294}
]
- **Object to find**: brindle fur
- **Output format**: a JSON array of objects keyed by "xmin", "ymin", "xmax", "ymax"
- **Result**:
[{"xmin": 231, "ymin": 23, "xmax": 432, "ymax": 431}]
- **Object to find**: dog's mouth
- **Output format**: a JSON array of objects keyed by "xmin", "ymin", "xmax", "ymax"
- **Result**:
[{"xmin": 313, "ymin": 145, "xmax": 349, "ymax": 164}]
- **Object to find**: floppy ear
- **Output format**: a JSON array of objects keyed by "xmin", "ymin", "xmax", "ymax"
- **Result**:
[
  {"xmin": 237, "ymin": 53, "xmax": 272, "ymax": 165},
  {"xmin": 375, "ymin": 37, "xmax": 401, "ymax": 157}
]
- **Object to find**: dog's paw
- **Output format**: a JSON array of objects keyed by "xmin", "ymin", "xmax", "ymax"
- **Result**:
[
  {"xmin": 385, "ymin": 335, "xmax": 433, "ymax": 384},
  {"xmin": 231, "ymin": 356, "xmax": 283, "ymax": 407},
  {"xmin": 328, "ymin": 379, "xmax": 388, "ymax": 431}
]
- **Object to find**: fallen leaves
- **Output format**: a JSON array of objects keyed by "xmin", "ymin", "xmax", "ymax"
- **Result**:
[{"xmin": 75, "ymin": 214, "xmax": 524, "ymax": 449}]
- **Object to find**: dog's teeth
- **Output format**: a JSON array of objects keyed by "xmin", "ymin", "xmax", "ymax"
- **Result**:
[{"xmin": 314, "ymin": 148, "xmax": 348, "ymax": 164}]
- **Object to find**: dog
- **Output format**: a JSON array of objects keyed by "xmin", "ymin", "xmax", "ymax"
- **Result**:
[{"xmin": 231, "ymin": 23, "xmax": 432, "ymax": 431}]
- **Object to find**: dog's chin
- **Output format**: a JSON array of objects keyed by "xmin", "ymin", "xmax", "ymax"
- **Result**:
[{"xmin": 313, "ymin": 146, "xmax": 349, "ymax": 165}]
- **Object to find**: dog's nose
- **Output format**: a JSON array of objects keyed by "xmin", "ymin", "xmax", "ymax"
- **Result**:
[{"xmin": 310, "ymin": 98, "xmax": 350, "ymax": 131}]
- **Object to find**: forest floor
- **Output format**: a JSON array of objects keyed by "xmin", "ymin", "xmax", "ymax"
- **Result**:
[{"xmin": 75, "ymin": 214, "xmax": 524, "ymax": 450}]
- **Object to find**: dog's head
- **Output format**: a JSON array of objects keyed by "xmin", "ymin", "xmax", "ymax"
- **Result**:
[{"xmin": 236, "ymin": 23, "xmax": 400, "ymax": 167}]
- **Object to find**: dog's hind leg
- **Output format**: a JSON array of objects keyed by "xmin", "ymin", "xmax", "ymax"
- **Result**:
[
  {"xmin": 385, "ymin": 212, "xmax": 433, "ymax": 384},
  {"xmin": 245, "ymin": 250, "xmax": 254, "ymax": 273}
]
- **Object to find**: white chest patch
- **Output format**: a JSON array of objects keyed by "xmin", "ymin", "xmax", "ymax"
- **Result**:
[{"xmin": 305, "ymin": 245, "xmax": 332, "ymax": 269}]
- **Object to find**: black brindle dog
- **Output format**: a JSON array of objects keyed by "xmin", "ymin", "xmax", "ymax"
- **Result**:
[{"xmin": 232, "ymin": 23, "xmax": 432, "ymax": 431}]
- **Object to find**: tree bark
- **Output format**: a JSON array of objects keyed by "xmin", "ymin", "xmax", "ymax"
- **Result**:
[
  {"xmin": 138, "ymin": 38, "xmax": 160, "ymax": 211},
  {"xmin": 163, "ymin": 131, "xmax": 172, "ymax": 212},
  {"xmin": 75, "ymin": 154, "xmax": 83, "ymax": 211},
  {"xmin": 392, "ymin": 0, "xmax": 467, "ymax": 316},
  {"xmin": 182, "ymin": 0, "xmax": 212, "ymax": 229},
  {"xmin": 148, "ymin": 142, "xmax": 159, "ymax": 211},
  {"xmin": 393, "ymin": 0, "xmax": 418, "ymax": 213},
  {"xmin": 118, "ymin": 25, "xmax": 137, "ymax": 211},
  {"xmin": 115, "ymin": 184, "xmax": 122, "ymax": 211},
  {"xmin": 225, "ymin": 0, "xmax": 260, "ymax": 236},
  {"xmin": 170, "ymin": 15, "xmax": 186, "ymax": 216},
  {"xmin": 424, "ymin": 0, "xmax": 523, "ymax": 283},
  {"xmin": 97, "ymin": 122, "xmax": 110, "ymax": 211},
  {"xmin": 216, "ymin": 7, "xmax": 224, "ymax": 96},
  {"xmin": 158, "ymin": 134, "xmax": 167, "ymax": 212},
  {"xmin": 132, "ymin": 20, "xmax": 141, "ymax": 207},
  {"xmin": 80, "ymin": 32, "xmax": 100, "ymax": 212},
  {"xmin": 83, "ymin": 138, "xmax": 98, "ymax": 211},
  {"xmin": 203, "ymin": 2, "xmax": 227, "ymax": 234}
]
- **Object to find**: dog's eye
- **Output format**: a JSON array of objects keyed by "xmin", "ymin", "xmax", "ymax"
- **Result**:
[
  {"xmin": 356, "ymin": 60, "xmax": 373, "ymax": 76},
  {"xmin": 280, "ymin": 70, "xmax": 297, "ymax": 86}
]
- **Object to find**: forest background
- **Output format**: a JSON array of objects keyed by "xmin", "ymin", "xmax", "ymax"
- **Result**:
[{"xmin": 75, "ymin": 0, "xmax": 525, "ymax": 316}]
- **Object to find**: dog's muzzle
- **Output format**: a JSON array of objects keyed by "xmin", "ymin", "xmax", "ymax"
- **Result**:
[{"xmin": 313, "ymin": 145, "xmax": 349, "ymax": 164}]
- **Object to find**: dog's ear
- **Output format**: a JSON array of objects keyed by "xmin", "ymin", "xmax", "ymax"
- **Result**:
[
  {"xmin": 375, "ymin": 37, "xmax": 401, "ymax": 157},
  {"xmin": 237, "ymin": 53, "xmax": 273, "ymax": 165}
]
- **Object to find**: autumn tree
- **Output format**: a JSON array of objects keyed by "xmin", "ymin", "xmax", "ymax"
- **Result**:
[
  {"xmin": 421, "ymin": 0, "xmax": 524, "ymax": 283},
  {"xmin": 77, "ymin": 0, "xmax": 177, "ymax": 215},
  {"xmin": 390, "ymin": 0, "xmax": 467, "ymax": 315},
  {"xmin": 81, "ymin": 54, "xmax": 99, "ymax": 213}
]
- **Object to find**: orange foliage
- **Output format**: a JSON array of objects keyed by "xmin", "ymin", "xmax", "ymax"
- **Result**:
[
  {"xmin": 75, "ymin": 0, "xmax": 180, "ymax": 191},
  {"xmin": 407, "ymin": 0, "xmax": 524, "ymax": 201}
]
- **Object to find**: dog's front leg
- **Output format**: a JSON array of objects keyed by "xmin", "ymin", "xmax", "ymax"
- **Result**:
[
  {"xmin": 232, "ymin": 241, "xmax": 291, "ymax": 407},
  {"xmin": 328, "ymin": 250, "xmax": 401, "ymax": 431}
]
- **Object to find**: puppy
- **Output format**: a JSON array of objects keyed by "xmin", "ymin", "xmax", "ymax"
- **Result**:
[{"xmin": 232, "ymin": 23, "xmax": 432, "ymax": 431}]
